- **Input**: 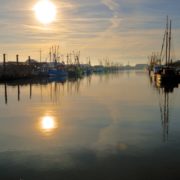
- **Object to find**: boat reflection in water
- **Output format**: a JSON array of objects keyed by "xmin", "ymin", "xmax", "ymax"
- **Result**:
[
  {"xmin": 1, "ymin": 73, "xmax": 121, "ymax": 104},
  {"xmin": 153, "ymin": 78, "xmax": 179, "ymax": 141},
  {"xmin": 1, "ymin": 76, "xmax": 80, "ymax": 104},
  {"xmin": 1, "ymin": 72, "xmax": 180, "ymax": 179}
]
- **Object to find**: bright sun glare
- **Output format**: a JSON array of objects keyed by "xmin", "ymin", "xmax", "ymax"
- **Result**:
[
  {"xmin": 33, "ymin": 0, "xmax": 56, "ymax": 24},
  {"xmin": 42, "ymin": 116, "xmax": 55, "ymax": 130}
]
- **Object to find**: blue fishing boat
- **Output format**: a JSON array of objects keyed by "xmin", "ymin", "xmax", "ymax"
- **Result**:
[
  {"xmin": 48, "ymin": 68, "xmax": 68, "ymax": 77},
  {"xmin": 48, "ymin": 63, "xmax": 68, "ymax": 77}
]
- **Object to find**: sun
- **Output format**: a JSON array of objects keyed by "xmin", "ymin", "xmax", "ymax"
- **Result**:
[{"xmin": 33, "ymin": 0, "xmax": 57, "ymax": 24}]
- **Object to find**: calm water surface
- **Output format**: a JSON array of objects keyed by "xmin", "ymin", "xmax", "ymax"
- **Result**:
[{"xmin": 0, "ymin": 71, "xmax": 180, "ymax": 180}]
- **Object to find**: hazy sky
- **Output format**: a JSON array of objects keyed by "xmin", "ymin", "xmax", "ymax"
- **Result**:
[{"xmin": 0, "ymin": 0, "xmax": 180, "ymax": 64}]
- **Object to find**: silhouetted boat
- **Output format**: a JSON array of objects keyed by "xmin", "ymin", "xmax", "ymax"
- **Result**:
[
  {"xmin": 48, "ymin": 62, "xmax": 68, "ymax": 77},
  {"xmin": 150, "ymin": 17, "xmax": 179, "ymax": 84},
  {"xmin": 67, "ymin": 65, "xmax": 83, "ymax": 77}
]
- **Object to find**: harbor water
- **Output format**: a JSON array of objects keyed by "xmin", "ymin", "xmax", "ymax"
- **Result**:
[{"xmin": 0, "ymin": 71, "xmax": 180, "ymax": 180}]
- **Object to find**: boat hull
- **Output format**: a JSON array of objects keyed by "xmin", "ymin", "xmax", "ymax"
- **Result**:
[{"xmin": 48, "ymin": 69, "xmax": 68, "ymax": 77}]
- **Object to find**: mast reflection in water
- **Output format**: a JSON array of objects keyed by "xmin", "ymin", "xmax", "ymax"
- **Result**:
[
  {"xmin": 1, "ymin": 76, "xmax": 91, "ymax": 104},
  {"xmin": 1, "ymin": 72, "xmax": 180, "ymax": 179},
  {"xmin": 159, "ymin": 87, "xmax": 170, "ymax": 141},
  {"xmin": 150, "ymin": 75, "xmax": 179, "ymax": 141}
]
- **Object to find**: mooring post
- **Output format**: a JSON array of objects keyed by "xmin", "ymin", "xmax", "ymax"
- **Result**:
[
  {"xmin": 16, "ymin": 54, "xmax": 19, "ymax": 65},
  {"xmin": 28, "ymin": 56, "xmax": 31, "ymax": 65},
  {"xmin": 18, "ymin": 84, "xmax": 20, "ymax": 101},
  {"xmin": 30, "ymin": 83, "xmax": 32, "ymax": 99},
  {"xmin": 4, "ymin": 83, "xmax": 7, "ymax": 104}
]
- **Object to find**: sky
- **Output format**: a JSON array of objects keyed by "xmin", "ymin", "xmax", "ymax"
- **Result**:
[{"xmin": 0, "ymin": 0, "xmax": 180, "ymax": 65}]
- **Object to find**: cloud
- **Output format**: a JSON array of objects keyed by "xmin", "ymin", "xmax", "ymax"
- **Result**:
[
  {"xmin": 0, "ymin": 0, "xmax": 180, "ymax": 63},
  {"xmin": 101, "ymin": 0, "xmax": 120, "ymax": 11}
]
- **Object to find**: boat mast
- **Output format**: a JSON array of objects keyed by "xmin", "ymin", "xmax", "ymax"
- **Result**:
[
  {"xmin": 165, "ymin": 16, "xmax": 169, "ymax": 66},
  {"xmin": 168, "ymin": 20, "xmax": 172, "ymax": 65},
  {"xmin": 40, "ymin": 49, "xmax": 42, "ymax": 63},
  {"xmin": 160, "ymin": 29, "xmax": 166, "ymax": 64},
  {"xmin": 49, "ymin": 48, "xmax": 52, "ymax": 62}
]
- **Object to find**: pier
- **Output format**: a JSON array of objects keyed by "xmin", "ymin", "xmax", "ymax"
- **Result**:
[{"xmin": 0, "ymin": 54, "xmax": 144, "ymax": 82}]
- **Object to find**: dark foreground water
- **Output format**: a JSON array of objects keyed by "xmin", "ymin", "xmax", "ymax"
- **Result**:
[{"xmin": 0, "ymin": 71, "xmax": 180, "ymax": 180}]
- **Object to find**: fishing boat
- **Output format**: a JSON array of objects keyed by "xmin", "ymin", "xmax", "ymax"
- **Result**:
[
  {"xmin": 48, "ymin": 46, "xmax": 68, "ymax": 77},
  {"xmin": 67, "ymin": 64, "xmax": 83, "ymax": 77},
  {"xmin": 66, "ymin": 51, "xmax": 84, "ymax": 77},
  {"xmin": 48, "ymin": 62, "xmax": 68, "ymax": 77},
  {"xmin": 154, "ymin": 16, "xmax": 178, "ymax": 84}
]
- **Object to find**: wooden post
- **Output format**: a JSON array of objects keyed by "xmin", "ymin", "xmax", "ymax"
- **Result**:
[
  {"xmin": 30, "ymin": 83, "xmax": 32, "ymax": 99},
  {"xmin": 18, "ymin": 84, "xmax": 20, "ymax": 101},
  {"xmin": 16, "ymin": 54, "xmax": 19, "ymax": 65},
  {"xmin": 4, "ymin": 83, "xmax": 7, "ymax": 104},
  {"xmin": 28, "ymin": 56, "xmax": 31, "ymax": 65}
]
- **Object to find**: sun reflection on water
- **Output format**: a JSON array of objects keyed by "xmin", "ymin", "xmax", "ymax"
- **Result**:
[
  {"xmin": 39, "ymin": 115, "xmax": 58, "ymax": 135},
  {"xmin": 42, "ymin": 116, "xmax": 55, "ymax": 130}
]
